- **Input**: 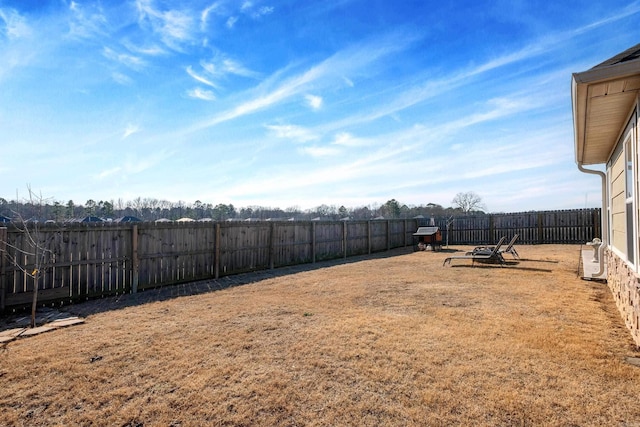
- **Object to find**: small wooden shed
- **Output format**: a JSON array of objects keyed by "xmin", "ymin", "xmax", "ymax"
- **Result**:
[{"xmin": 413, "ymin": 226, "xmax": 443, "ymax": 251}]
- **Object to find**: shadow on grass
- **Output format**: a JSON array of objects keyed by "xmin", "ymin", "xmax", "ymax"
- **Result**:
[
  {"xmin": 446, "ymin": 265, "xmax": 553, "ymax": 272},
  {"xmin": 415, "ymin": 248, "xmax": 462, "ymax": 254},
  {"xmin": 446, "ymin": 259, "xmax": 553, "ymax": 273},
  {"xmin": 1, "ymin": 247, "xmax": 416, "ymax": 327}
]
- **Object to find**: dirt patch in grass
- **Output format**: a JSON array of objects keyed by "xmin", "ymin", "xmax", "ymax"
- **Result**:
[{"xmin": 1, "ymin": 245, "xmax": 639, "ymax": 426}]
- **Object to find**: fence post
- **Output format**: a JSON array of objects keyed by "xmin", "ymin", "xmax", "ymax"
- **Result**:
[
  {"xmin": 404, "ymin": 219, "xmax": 408, "ymax": 247},
  {"xmin": 368, "ymin": 221, "xmax": 372, "ymax": 254},
  {"xmin": 214, "ymin": 223, "xmax": 221, "ymax": 278},
  {"xmin": 0, "ymin": 227, "xmax": 6, "ymax": 312},
  {"xmin": 269, "ymin": 222, "xmax": 276, "ymax": 269},
  {"xmin": 312, "ymin": 221, "xmax": 316, "ymax": 263},
  {"xmin": 449, "ymin": 219, "xmax": 455, "ymax": 245},
  {"xmin": 489, "ymin": 215, "xmax": 495, "ymax": 243},
  {"xmin": 343, "ymin": 221, "xmax": 347, "ymax": 259},
  {"xmin": 131, "ymin": 224, "xmax": 139, "ymax": 293},
  {"xmin": 593, "ymin": 208, "xmax": 601, "ymax": 239},
  {"xmin": 387, "ymin": 220, "xmax": 391, "ymax": 251},
  {"xmin": 537, "ymin": 213, "xmax": 544, "ymax": 244}
]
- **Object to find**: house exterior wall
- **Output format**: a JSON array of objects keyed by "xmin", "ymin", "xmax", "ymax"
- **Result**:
[
  {"xmin": 607, "ymin": 249, "xmax": 640, "ymax": 345},
  {"xmin": 606, "ymin": 98, "xmax": 640, "ymax": 346},
  {"xmin": 609, "ymin": 148, "xmax": 626, "ymax": 254}
]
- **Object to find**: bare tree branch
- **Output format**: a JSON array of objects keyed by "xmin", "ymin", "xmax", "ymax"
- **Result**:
[{"xmin": 452, "ymin": 192, "xmax": 485, "ymax": 213}]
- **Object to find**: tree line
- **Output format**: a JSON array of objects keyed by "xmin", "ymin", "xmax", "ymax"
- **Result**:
[{"xmin": 0, "ymin": 192, "xmax": 486, "ymax": 222}]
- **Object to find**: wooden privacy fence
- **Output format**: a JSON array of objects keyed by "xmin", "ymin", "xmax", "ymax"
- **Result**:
[
  {"xmin": 431, "ymin": 208, "xmax": 601, "ymax": 245},
  {"xmin": 0, "ymin": 219, "xmax": 418, "ymax": 311},
  {"xmin": 0, "ymin": 208, "xmax": 602, "ymax": 311}
]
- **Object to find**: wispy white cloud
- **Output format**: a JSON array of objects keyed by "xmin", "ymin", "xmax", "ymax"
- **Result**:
[
  {"xmin": 265, "ymin": 124, "xmax": 319, "ymax": 143},
  {"xmin": 431, "ymin": 95, "xmax": 541, "ymax": 139},
  {"xmin": 239, "ymin": 1, "xmax": 274, "ymax": 18},
  {"xmin": 122, "ymin": 40, "xmax": 166, "ymax": 56},
  {"xmin": 566, "ymin": 1, "xmax": 640, "ymax": 39},
  {"xmin": 199, "ymin": 56, "xmax": 260, "ymax": 82},
  {"xmin": 0, "ymin": 8, "xmax": 38, "ymax": 81},
  {"xmin": 194, "ymin": 69, "xmax": 322, "ymax": 127},
  {"xmin": 259, "ymin": 96, "xmax": 569, "ymax": 196},
  {"xmin": 253, "ymin": 6, "xmax": 274, "ymax": 18},
  {"xmin": 186, "ymin": 65, "xmax": 218, "ymax": 88},
  {"xmin": 219, "ymin": 137, "xmax": 416, "ymax": 200},
  {"xmin": 192, "ymin": 31, "xmax": 417, "ymax": 129},
  {"xmin": 135, "ymin": 0, "xmax": 195, "ymax": 51},
  {"xmin": 226, "ymin": 16, "xmax": 238, "ymax": 28},
  {"xmin": 124, "ymin": 151, "xmax": 170, "ymax": 174},
  {"xmin": 112, "ymin": 71, "xmax": 133, "ymax": 85},
  {"xmin": 103, "ymin": 47, "xmax": 146, "ymax": 70},
  {"xmin": 97, "ymin": 149, "xmax": 175, "ymax": 183},
  {"xmin": 220, "ymin": 58, "xmax": 260, "ymax": 78},
  {"xmin": 95, "ymin": 166, "xmax": 122, "ymax": 180},
  {"xmin": 200, "ymin": 2, "xmax": 220, "ymax": 30},
  {"xmin": 331, "ymin": 132, "xmax": 367, "ymax": 147},
  {"xmin": 318, "ymin": 42, "xmax": 567, "ymax": 135},
  {"xmin": 305, "ymin": 94, "xmax": 323, "ymax": 110},
  {"xmin": 0, "ymin": 7, "xmax": 31, "ymax": 39},
  {"xmin": 122, "ymin": 124, "xmax": 141, "ymax": 139},
  {"xmin": 187, "ymin": 87, "xmax": 216, "ymax": 100},
  {"xmin": 67, "ymin": 1, "xmax": 108, "ymax": 39},
  {"xmin": 300, "ymin": 145, "xmax": 341, "ymax": 157}
]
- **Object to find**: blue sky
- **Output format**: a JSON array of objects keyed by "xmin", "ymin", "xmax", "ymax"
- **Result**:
[{"xmin": 1, "ymin": 0, "xmax": 639, "ymax": 213}]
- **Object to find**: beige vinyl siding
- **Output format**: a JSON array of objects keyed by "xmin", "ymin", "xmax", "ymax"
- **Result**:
[{"xmin": 610, "ymin": 148, "xmax": 627, "ymax": 254}]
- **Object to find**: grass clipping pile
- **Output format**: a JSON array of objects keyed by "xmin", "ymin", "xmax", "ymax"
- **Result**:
[{"xmin": 1, "ymin": 245, "xmax": 640, "ymax": 426}]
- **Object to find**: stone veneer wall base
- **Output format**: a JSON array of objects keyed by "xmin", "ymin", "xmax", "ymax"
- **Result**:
[{"xmin": 606, "ymin": 250, "xmax": 640, "ymax": 346}]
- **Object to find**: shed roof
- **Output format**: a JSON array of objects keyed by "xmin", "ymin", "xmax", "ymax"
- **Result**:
[
  {"xmin": 572, "ymin": 43, "xmax": 640, "ymax": 165},
  {"xmin": 413, "ymin": 226, "xmax": 439, "ymax": 236}
]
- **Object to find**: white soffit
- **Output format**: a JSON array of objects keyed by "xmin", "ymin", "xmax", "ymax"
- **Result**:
[
  {"xmin": 583, "ymin": 77, "xmax": 640, "ymax": 164},
  {"xmin": 574, "ymin": 60, "xmax": 640, "ymax": 165}
]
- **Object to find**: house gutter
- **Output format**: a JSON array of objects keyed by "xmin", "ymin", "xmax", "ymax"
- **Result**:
[
  {"xmin": 576, "ymin": 163, "xmax": 607, "ymax": 277},
  {"xmin": 572, "ymin": 70, "xmax": 609, "ymax": 278}
]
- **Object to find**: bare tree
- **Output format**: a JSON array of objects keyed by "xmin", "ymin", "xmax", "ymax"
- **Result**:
[
  {"xmin": 3, "ymin": 187, "xmax": 55, "ymax": 327},
  {"xmin": 452, "ymin": 191, "xmax": 485, "ymax": 213}
]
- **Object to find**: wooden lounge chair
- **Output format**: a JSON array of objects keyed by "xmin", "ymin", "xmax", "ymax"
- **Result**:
[
  {"xmin": 443, "ymin": 236, "xmax": 507, "ymax": 266},
  {"xmin": 467, "ymin": 234, "xmax": 520, "ymax": 259}
]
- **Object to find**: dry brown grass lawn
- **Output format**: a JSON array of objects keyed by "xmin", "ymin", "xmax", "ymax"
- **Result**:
[{"xmin": 1, "ymin": 244, "xmax": 640, "ymax": 426}]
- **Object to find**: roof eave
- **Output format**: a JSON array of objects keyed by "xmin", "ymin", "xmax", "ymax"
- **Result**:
[{"xmin": 573, "ymin": 60, "xmax": 640, "ymax": 166}]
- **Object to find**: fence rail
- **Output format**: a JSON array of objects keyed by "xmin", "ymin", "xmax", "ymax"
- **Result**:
[{"xmin": 0, "ymin": 208, "xmax": 601, "ymax": 311}]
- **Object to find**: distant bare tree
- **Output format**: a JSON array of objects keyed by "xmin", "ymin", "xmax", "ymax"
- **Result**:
[{"xmin": 452, "ymin": 191, "xmax": 485, "ymax": 213}]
